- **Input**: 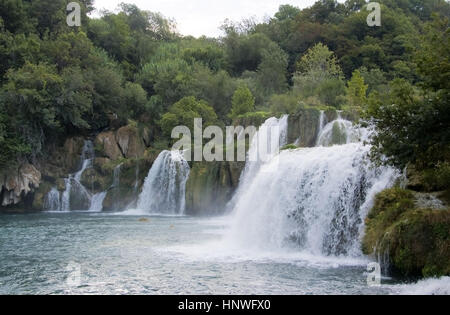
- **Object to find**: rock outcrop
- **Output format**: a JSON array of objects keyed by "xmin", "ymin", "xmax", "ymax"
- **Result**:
[
  {"xmin": 363, "ymin": 188, "xmax": 450, "ymax": 278},
  {"xmin": 115, "ymin": 125, "xmax": 146, "ymax": 159},
  {"xmin": 287, "ymin": 108, "xmax": 321, "ymax": 147},
  {"xmin": 102, "ymin": 150, "xmax": 159, "ymax": 211},
  {"xmin": 185, "ymin": 161, "xmax": 245, "ymax": 216},
  {"xmin": 0, "ymin": 164, "xmax": 41, "ymax": 207},
  {"xmin": 95, "ymin": 131, "xmax": 123, "ymax": 161}
]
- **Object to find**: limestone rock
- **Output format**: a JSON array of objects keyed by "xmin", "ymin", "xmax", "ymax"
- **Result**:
[
  {"xmin": 32, "ymin": 181, "xmax": 52, "ymax": 210},
  {"xmin": 0, "ymin": 164, "xmax": 41, "ymax": 207},
  {"xmin": 185, "ymin": 161, "xmax": 245, "ymax": 216},
  {"xmin": 287, "ymin": 108, "xmax": 321, "ymax": 147},
  {"xmin": 406, "ymin": 165, "xmax": 425, "ymax": 191},
  {"xmin": 63, "ymin": 137, "xmax": 85, "ymax": 173},
  {"xmin": 141, "ymin": 127, "xmax": 152, "ymax": 147},
  {"xmin": 116, "ymin": 125, "xmax": 146, "ymax": 159},
  {"xmin": 95, "ymin": 131, "xmax": 123, "ymax": 161}
]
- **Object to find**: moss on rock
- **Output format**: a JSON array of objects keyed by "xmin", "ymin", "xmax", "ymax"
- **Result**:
[
  {"xmin": 31, "ymin": 181, "xmax": 53, "ymax": 210},
  {"xmin": 233, "ymin": 112, "xmax": 273, "ymax": 128},
  {"xmin": 185, "ymin": 161, "xmax": 245, "ymax": 216},
  {"xmin": 363, "ymin": 188, "xmax": 450, "ymax": 278},
  {"xmin": 281, "ymin": 144, "xmax": 299, "ymax": 151},
  {"xmin": 287, "ymin": 108, "xmax": 321, "ymax": 147}
]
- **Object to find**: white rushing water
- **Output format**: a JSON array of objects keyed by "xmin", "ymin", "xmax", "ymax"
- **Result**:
[
  {"xmin": 225, "ymin": 115, "xmax": 397, "ymax": 258},
  {"xmin": 46, "ymin": 140, "xmax": 98, "ymax": 212},
  {"xmin": 112, "ymin": 163, "xmax": 123, "ymax": 188},
  {"xmin": 44, "ymin": 187, "xmax": 61, "ymax": 211},
  {"xmin": 89, "ymin": 192, "xmax": 107, "ymax": 212},
  {"xmin": 228, "ymin": 115, "xmax": 289, "ymax": 211},
  {"xmin": 134, "ymin": 150, "xmax": 190, "ymax": 215},
  {"xmin": 317, "ymin": 112, "xmax": 368, "ymax": 147}
]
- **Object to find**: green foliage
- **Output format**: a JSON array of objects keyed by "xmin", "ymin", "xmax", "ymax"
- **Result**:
[
  {"xmin": 281, "ymin": 144, "xmax": 298, "ymax": 151},
  {"xmin": 2, "ymin": 62, "xmax": 63, "ymax": 155},
  {"xmin": 160, "ymin": 96, "xmax": 218, "ymax": 137},
  {"xmin": 422, "ymin": 162, "xmax": 450, "ymax": 192},
  {"xmin": 270, "ymin": 92, "xmax": 301, "ymax": 114},
  {"xmin": 296, "ymin": 43, "xmax": 342, "ymax": 77},
  {"xmin": 0, "ymin": 104, "xmax": 30, "ymax": 169},
  {"xmin": 358, "ymin": 66, "xmax": 388, "ymax": 94},
  {"xmin": 233, "ymin": 111, "xmax": 273, "ymax": 128},
  {"xmin": 346, "ymin": 70, "xmax": 368, "ymax": 108},
  {"xmin": 367, "ymin": 16, "xmax": 450, "ymax": 169},
  {"xmin": 123, "ymin": 82, "xmax": 148, "ymax": 118},
  {"xmin": 293, "ymin": 43, "xmax": 345, "ymax": 107},
  {"xmin": 0, "ymin": 0, "xmax": 449, "ymax": 172},
  {"xmin": 230, "ymin": 86, "xmax": 255, "ymax": 118},
  {"xmin": 343, "ymin": 70, "xmax": 368, "ymax": 116}
]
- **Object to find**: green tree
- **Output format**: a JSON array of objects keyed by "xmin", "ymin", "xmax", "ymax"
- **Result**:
[
  {"xmin": 269, "ymin": 92, "xmax": 300, "ymax": 114},
  {"xmin": 230, "ymin": 86, "xmax": 255, "ymax": 118},
  {"xmin": 123, "ymin": 82, "xmax": 148, "ymax": 119},
  {"xmin": 2, "ymin": 62, "xmax": 63, "ymax": 156},
  {"xmin": 294, "ymin": 43, "xmax": 345, "ymax": 107},
  {"xmin": 346, "ymin": 70, "xmax": 368, "ymax": 109},
  {"xmin": 160, "ymin": 96, "xmax": 218, "ymax": 137},
  {"xmin": 256, "ymin": 44, "xmax": 289, "ymax": 98},
  {"xmin": 367, "ymin": 16, "xmax": 450, "ymax": 169},
  {"xmin": 0, "ymin": 105, "xmax": 30, "ymax": 169}
]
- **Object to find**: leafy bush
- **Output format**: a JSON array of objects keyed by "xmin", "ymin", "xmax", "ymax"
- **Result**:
[{"xmin": 160, "ymin": 96, "xmax": 218, "ymax": 137}]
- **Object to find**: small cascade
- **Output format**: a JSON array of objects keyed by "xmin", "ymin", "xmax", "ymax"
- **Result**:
[
  {"xmin": 134, "ymin": 162, "xmax": 140, "ymax": 192},
  {"xmin": 89, "ymin": 192, "xmax": 107, "ymax": 212},
  {"xmin": 113, "ymin": 163, "xmax": 123, "ymax": 188},
  {"xmin": 46, "ymin": 140, "xmax": 99, "ymax": 212},
  {"xmin": 61, "ymin": 178, "xmax": 72, "ymax": 211},
  {"xmin": 226, "ymin": 115, "xmax": 397, "ymax": 258},
  {"xmin": 44, "ymin": 187, "xmax": 61, "ymax": 211},
  {"xmin": 136, "ymin": 150, "xmax": 190, "ymax": 215},
  {"xmin": 244, "ymin": 116, "xmax": 288, "ymax": 183},
  {"xmin": 316, "ymin": 113, "xmax": 366, "ymax": 147},
  {"xmin": 315, "ymin": 110, "xmax": 326, "ymax": 146}
]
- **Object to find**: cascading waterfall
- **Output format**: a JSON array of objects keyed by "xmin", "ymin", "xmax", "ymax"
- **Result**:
[
  {"xmin": 113, "ymin": 163, "xmax": 123, "ymax": 188},
  {"xmin": 316, "ymin": 112, "xmax": 368, "ymax": 147},
  {"xmin": 44, "ymin": 187, "xmax": 61, "ymax": 211},
  {"xmin": 134, "ymin": 162, "xmax": 140, "ymax": 192},
  {"xmin": 227, "ymin": 116, "xmax": 289, "ymax": 211},
  {"xmin": 89, "ymin": 192, "xmax": 107, "ymax": 212},
  {"xmin": 315, "ymin": 110, "xmax": 326, "ymax": 146},
  {"xmin": 136, "ymin": 150, "xmax": 190, "ymax": 215},
  {"xmin": 226, "ymin": 115, "xmax": 397, "ymax": 257},
  {"xmin": 46, "ymin": 140, "xmax": 97, "ymax": 212}
]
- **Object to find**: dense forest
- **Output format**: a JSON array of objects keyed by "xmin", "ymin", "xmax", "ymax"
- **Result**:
[{"xmin": 0, "ymin": 0, "xmax": 449, "ymax": 181}]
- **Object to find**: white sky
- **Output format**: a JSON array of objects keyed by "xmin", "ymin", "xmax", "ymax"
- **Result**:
[{"xmin": 92, "ymin": 0, "xmax": 344, "ymax": 38}]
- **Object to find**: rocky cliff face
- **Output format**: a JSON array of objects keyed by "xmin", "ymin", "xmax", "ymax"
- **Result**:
[
  {"xmin": 0, "ymin": 164, "xmax": 41, "ymax": 209},
  {"xmin": 185, "ymin": 161, "xmax": 245, "ymax": 216},
  {"xmin": 0, "ymin": 123, "xmax": 156, "ymax": 212},
  {"xmin": 287, "ymin": 109, "xmax": 321, "ymax": 147}
]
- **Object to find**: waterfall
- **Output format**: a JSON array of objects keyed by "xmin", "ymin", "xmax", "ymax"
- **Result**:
[
  {"xmin": 134, "ymin": 162, "xmax": 139, "ymax": 192},
  {"xmin": 113, "ymin": 163, "xmax": 123, "ymax": 188},
  {"xmin": 44, "ymin": 187, "xmax": 61, "ymax": 211},
  {"xmin": 315, "ymin": 110, "xmax": 326, "ymax": 146},
  {"xmin": 89, "ymin": 192, "xmax": 107, "ymax": 212},
  {"xmin": 46, "ymin": 140, "xmax": 98, "ymax": 212},
  {"xmin": 226, "ymin": 116, "xmax": 397, "ymax": 257},
  {"xmin": 61, "ymin": 178, "xmax": 72, "ymax": 212},
  {"xmin": 242, "ymin": 116, "xmax": 288, "ymax": 185},
  {"xmin": 316, "ymin": 112, "xmax": 368, "ymax": 147},
  {"xmin": 227, "ymin": 116, "xmax": 289, "ymax": 211},
  {"xmin": 136, "ymin": 150, "xmax": 190, "ymax": 215}
]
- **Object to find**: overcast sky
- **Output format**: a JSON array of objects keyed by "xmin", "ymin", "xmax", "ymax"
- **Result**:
[{"xmin": 92, "ymin": 0, "xmax": 343, "ymax": 38}]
